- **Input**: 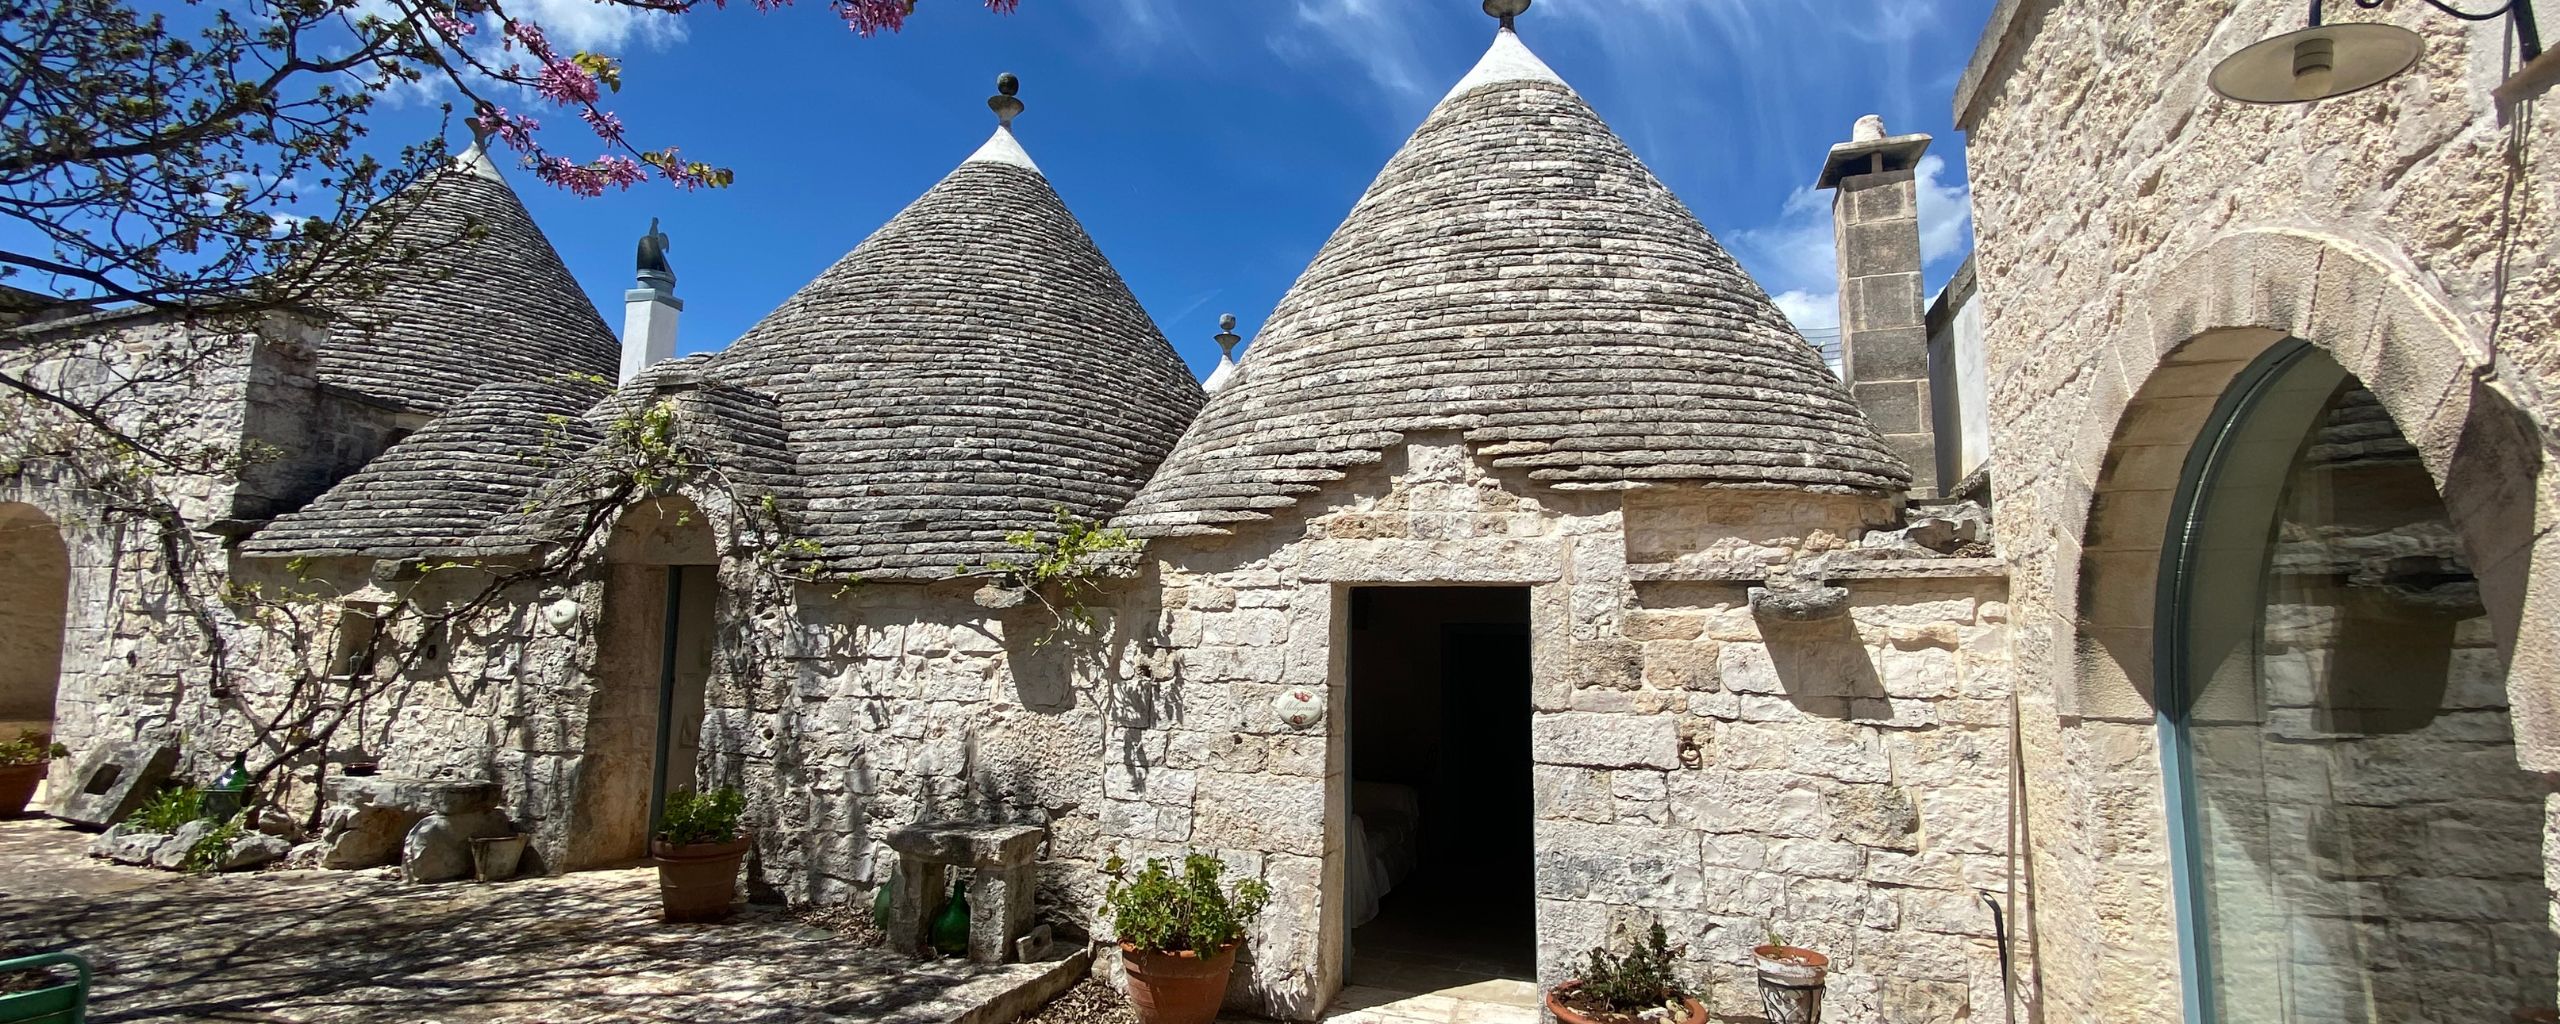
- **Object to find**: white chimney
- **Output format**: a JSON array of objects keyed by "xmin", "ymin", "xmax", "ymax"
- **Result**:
[{"xmin": 620, "ymin": 217, "xmax": 680, "ymax": 384}]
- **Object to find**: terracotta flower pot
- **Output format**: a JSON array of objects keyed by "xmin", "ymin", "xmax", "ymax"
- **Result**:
[
  {"xmin": 1121, "ymin": 941, "xmax": 1239, "ymax": 1024},
  {"xmin": 0, "ymin": 762, "xmax": 45, "ymax": 817},
  {"xmin": 651, "ymin": 833, "xmax": 750, "ymax": 923},
  {"xmin": 1544, "ymin": 979, "xmax": 1707, "ymax": 1024},
  {"xmin": 1752, "ymin": 944, "xmax": 1830, "ymax": 1024}
]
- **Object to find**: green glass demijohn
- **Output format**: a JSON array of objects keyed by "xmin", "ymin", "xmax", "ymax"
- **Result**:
[{"xmin": 930, "ymin": 880, "xmax": 970, "ymax": 957}]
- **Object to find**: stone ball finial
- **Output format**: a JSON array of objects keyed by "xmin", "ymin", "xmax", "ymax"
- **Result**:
[
  {"xmin": 1852, "ymin": 114, "xmax": 1887, "ymax": 142},
  {"xmin": 1219, "ymin": 312, "xmax": 1238, "ymax": 332},
  {"xmin": 1214, "ymin": 313, "xmax": 1242, "ymax": 355},
  {"xmin": 1484, "ymin": 0, "xmax": 1530, "ymax": 27},
  {"xmin": 990, "ymin": 73, "xmax": 1025, "ymax": 127}
]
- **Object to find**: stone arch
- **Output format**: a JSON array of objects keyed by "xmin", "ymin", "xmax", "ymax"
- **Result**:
[
  {"xmin": 0, "ymin": 502, "xmax": 70, "ymax": 735},
  {"xmin": 567, "ymin": 495, "xmax": 722, "ymax": 868},
  {"xmin": 2066, "ymin": 228, "xmax": 2554, "ymax": 756},
  {"xmin": 2048, "ymin": 227, "xmax": 2560, "ymax": 1019}
]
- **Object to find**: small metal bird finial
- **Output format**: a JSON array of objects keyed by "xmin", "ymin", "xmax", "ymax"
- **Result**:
[
  {"xmin": 990, "ymin": 72, "xmax": 1025, "ymax": 127},
  {"xmin": 1484, "ymin": 0, "xmax": 1530, "ymax": 29}
]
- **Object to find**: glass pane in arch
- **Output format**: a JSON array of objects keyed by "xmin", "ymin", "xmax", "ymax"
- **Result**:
[{"xmin": 2162, "ymin": 344, "xmax": 2555, "ymax": 1023}]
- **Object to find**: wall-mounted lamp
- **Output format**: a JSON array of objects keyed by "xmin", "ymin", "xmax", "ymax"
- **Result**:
[{"xmin": 2210, "ymin": 0, "xmax": 2543, "ymax": 104}]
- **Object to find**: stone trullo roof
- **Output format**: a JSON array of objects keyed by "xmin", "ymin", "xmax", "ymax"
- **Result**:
[
  {"xmin": 692, "ymin": 118, "xmax": 1204, "ymax": 580},
  {"xmin": 314, "ymin": 146, "xmax": 622, "ymax": 413},
  {"xmin": 242, "ymin": 377, "xmax": 611, "ymax": 560},
  {"xmin": 1116, "ymin": 29, "xmax": 1908, "ymax": 538}
]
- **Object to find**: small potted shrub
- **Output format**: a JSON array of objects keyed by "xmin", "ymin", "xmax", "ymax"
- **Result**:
[
  {"xmin": 0, "ymin": 732, "xmax": 69, "ymax": 818},
  {"xmin": 652, "ymin": 788, "xmax": 749, "ymax": 923},
  {"xmin": 1547, "ymin": 924, "xmax": 1705, "ymax": 1024},
  {"xmin": 1752, "ymin": 926, "xmax": 1829, "ymax": 1024},
  {"xmin": 1102, "ymin": 853, "xmax": 1271, "ymax": 1024}
]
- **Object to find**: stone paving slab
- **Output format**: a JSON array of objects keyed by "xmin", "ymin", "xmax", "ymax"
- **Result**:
[{"xmin": 0, "ymin": 818, "xmax": 1081, "ymax": 1023}]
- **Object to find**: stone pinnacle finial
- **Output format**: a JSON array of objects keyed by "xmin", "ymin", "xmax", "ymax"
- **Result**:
[
  {"xmin": 991, "ymin": 72, "xmax": 1024, "ymax": 128},
  {"xmin": 1484, "ymin": 0, "xmax": 1530, "ymax": 30},
  {"xmin": 1852, "ymin": 114, "xmax": 1887, "ymax": 142},
  {"xmin": 1204, "ymin": 313, "xmax": 1245, "ymax": 394}
]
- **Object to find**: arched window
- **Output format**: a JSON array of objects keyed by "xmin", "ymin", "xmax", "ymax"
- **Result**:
[{"xmin": 2159, "ymin": 342, "xmax": 2555, "ymax": 1022}]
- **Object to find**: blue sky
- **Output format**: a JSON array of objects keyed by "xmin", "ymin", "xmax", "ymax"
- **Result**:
[{"xmin": 369, "ymin": 0, "xmax": 1990, "ymax": 377}]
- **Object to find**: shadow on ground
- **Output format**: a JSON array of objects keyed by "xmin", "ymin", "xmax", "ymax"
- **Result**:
[{"xmin": 0, "ymin": 818, "xmax": 1050, "ymax": 1023}]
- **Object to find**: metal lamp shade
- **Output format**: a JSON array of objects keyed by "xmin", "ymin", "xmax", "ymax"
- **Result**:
[{"xmin": 2211, "ymin": 22, "xmax": 2424, "ymax": 104}]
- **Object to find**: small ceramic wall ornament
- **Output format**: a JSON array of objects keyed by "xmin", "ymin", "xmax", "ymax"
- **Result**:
[
  {"xmin": 543, "ymin": 597, "xmax": 582, "ymax": 634},
  {"xmin": 1274, "ymin": 687, "xmax": 1325, "ymax": 730}
]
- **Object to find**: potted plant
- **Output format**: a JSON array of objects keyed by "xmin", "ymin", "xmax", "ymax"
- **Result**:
[
  {"xmin": 0, "ymin": 732, "xmax": 69, "ymax": 818},
  {"xmin": 1547, "ymin": 924, "xmax": 1705, "ymax": 1024},
  {"xmin": 652, "ymin": 788, "xmax": 749, "ymax": 922},
  {"xmin": 1752, "ymin": 926, "xmax": 1829, "ymax": 1024},
  {"xmin": 0, "ymin": 949, "xmax": 89, "ymax": 1024},
  {"xmin": 1101, "ymin": 853, "xmax": 1271, "ymax": 1024}
]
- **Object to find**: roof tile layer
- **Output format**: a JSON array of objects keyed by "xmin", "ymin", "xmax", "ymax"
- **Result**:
[
  {"xmin": 707, "ymin": 129, "xmax": 1205, "ymax": 580},
  {"xmin": 243, "ymin": 377, "xmax": 609, "ymax": 560},
  {"xmin": 315, "ymin": 150, "xmax": 622, "ymax": 413},
  {"xmin": 1117, "ymin": 31, "xmax": 1907, "ymax": 537}
]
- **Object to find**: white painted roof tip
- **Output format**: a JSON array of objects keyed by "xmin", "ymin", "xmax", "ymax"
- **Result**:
[
  {"xmin": 453, "ymin": 142, "xmax": 505, "ymax": 182},
  {"xmin": 1442, "ymin": 27, "xmax": 1567, "ymax": 103},
  {"xmin": 1203, "ymin": 355, "xmax": 1240, "ymax": 395},
  {"xmin": 963, "ymin": 126, "xmax": 1043, "ymax": 173}
]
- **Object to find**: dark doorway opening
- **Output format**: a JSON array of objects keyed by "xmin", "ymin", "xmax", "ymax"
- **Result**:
[{"xmin": 1346, "ymin": 585, "xmax": 1535, "ymax": 991}]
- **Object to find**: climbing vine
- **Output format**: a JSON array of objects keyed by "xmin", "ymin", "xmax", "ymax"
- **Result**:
[{"xmin": 954, "ymin": 507, "xmax": 1140, "ymax": 644}]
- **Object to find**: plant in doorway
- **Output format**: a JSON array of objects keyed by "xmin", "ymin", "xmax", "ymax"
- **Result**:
[
  {"xmin": 0, "ymin": 732, "xmax": 69, "ymax": 817},
  {"xmin": 1548, "ymin": 924, "xmax": 1705, "ymax": 1024},
  {"xmin": 1101, "ymin": 853, "xmax": 1271, "ymax": 1024},
  {"xmin": 653, "ymin": 787, "xmax": 750, "ymax": 923}
]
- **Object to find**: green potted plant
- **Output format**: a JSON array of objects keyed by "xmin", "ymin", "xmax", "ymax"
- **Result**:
[
  {"xmin": 0, "ymin": 732, "xmax": 69, "ymax": 818},
  {"xmin": 1547, "ymin": 924, "xmax": 1705, "ymax": 1024},
  {"xmin": 652, "ymin": 788, "xmax": 749, "ymax": 923},
  {"xmin": 0, "ymin": 949, "xmax": 89, "ymax": 1024},
  {"xmin": 1101, "ymin": 854, "xmax": 1270, "ymax": 1024}
]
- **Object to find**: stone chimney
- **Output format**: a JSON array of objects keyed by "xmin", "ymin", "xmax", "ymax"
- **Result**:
[
  {"xmin": 620, "ymin": 217, "xmax": 681, "ymax": 385},
  {"xmin": 1817, "ymin": 115, "xmax": 1937, "ymax": 497}
]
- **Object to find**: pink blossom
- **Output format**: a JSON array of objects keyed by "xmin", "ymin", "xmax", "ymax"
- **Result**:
[
  {"xmin": 536, "ymin": 58, "xmax": 600, "ymax": 104},
  {"xmin": 470, "ymin": 107, "xmax": 540, "ymax": 151},
  {"xmin": 580, "ymin": 108, "xmax": 625, "ymax": 143},
  {"xmin": 504, "ymin": 19, "xmax": 554, "ymax": 58},
  {"xmin": 838, "ymin": 0, "xmax": 1017, "ymax": 36},
  {"xmin": 427, "ymin": 11, "xmax": 476, "ymax": 37}
]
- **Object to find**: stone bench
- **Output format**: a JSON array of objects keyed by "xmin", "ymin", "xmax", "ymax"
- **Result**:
[
  {"xmin": 318, "ymin": 776, "xmax": 507, "ymax": 881},
  {"xmin": 884, "ymin": 821, "xmax": 1044, "ymax": 963}
]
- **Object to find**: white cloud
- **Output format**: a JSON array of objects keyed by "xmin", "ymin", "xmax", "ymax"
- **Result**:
[
  {"xmin": 1727, "ymin": 152, "xmax": 1973, "ymax": 334},
  {"xmin": 1269, "ymin": 0, "xmax": 1433, "ymax": 100},
  {"xmin": 502, "ymin": 0, "xmax": 687, "ymax": 52}
]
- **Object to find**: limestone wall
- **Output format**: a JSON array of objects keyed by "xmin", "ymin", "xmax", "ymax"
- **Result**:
[
  {"xmin": 1957, "ymin": 1, "xmax": 2560, "ymax": 1020},
  {"xmin": 1136, "ymin": 433, "xmax": 2017, "ymax": 1022}
]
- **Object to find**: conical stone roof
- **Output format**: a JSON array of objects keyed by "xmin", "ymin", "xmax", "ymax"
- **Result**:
[
  {"xmin": 705, "ymin": 122, "xmax": 1204, "ymax": 580},
  {"xmin": 315, "ymin": 146, "xmax": 621, "ymax": 413},
  {"xmin": 1116, "ymin": 30, "xmax": 1907, "ymax": 538},
  {"xmin": 243, "ymin": 377, "xmax": 610, "ymax": 560}
]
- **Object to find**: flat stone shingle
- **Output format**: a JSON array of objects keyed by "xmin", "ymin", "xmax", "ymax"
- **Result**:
[
  {"xmin": 313, "ymin": 148, "xmax": 621, "ymax": 415},
  {"xmin": 242, "ymin": 377, "xmax": 609, "ymax": 560},
  {"xmin": 1116, "ymin": 31, "xmax": 1909, "ymax": 538},
  {"xmin": 692, "ymin": 128, "xmax": 1206, "ymax": 581}
]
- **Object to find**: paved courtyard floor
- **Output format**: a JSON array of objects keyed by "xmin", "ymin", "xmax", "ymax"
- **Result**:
[{"xmin": 0, "ymin": 818, "xmax": 1077, "ymax": 1023}]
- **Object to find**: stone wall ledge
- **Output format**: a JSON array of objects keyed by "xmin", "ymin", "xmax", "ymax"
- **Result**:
[{"xmin": 1627, "ymin": 557, "xmax": 2008, "ymax": 583}]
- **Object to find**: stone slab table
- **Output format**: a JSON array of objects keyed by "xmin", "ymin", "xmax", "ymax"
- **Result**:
[
  {"xmin": 317, "ymin": 776, "xmax": 503, "ymax": 877},
  {"xmin": 883, "ymin": 821, "xmax": 1044, "ymax": 963}
]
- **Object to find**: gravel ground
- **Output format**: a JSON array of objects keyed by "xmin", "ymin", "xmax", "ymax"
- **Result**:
[{"xmin": 1016, "ymin": 979, "xmax": 1138, "ymax": 1024}]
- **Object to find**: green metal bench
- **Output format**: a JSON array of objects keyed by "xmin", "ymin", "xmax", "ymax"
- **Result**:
[{"xmin": 0, "ymin": 952, "xmax": 88, "ymax": 1024}]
